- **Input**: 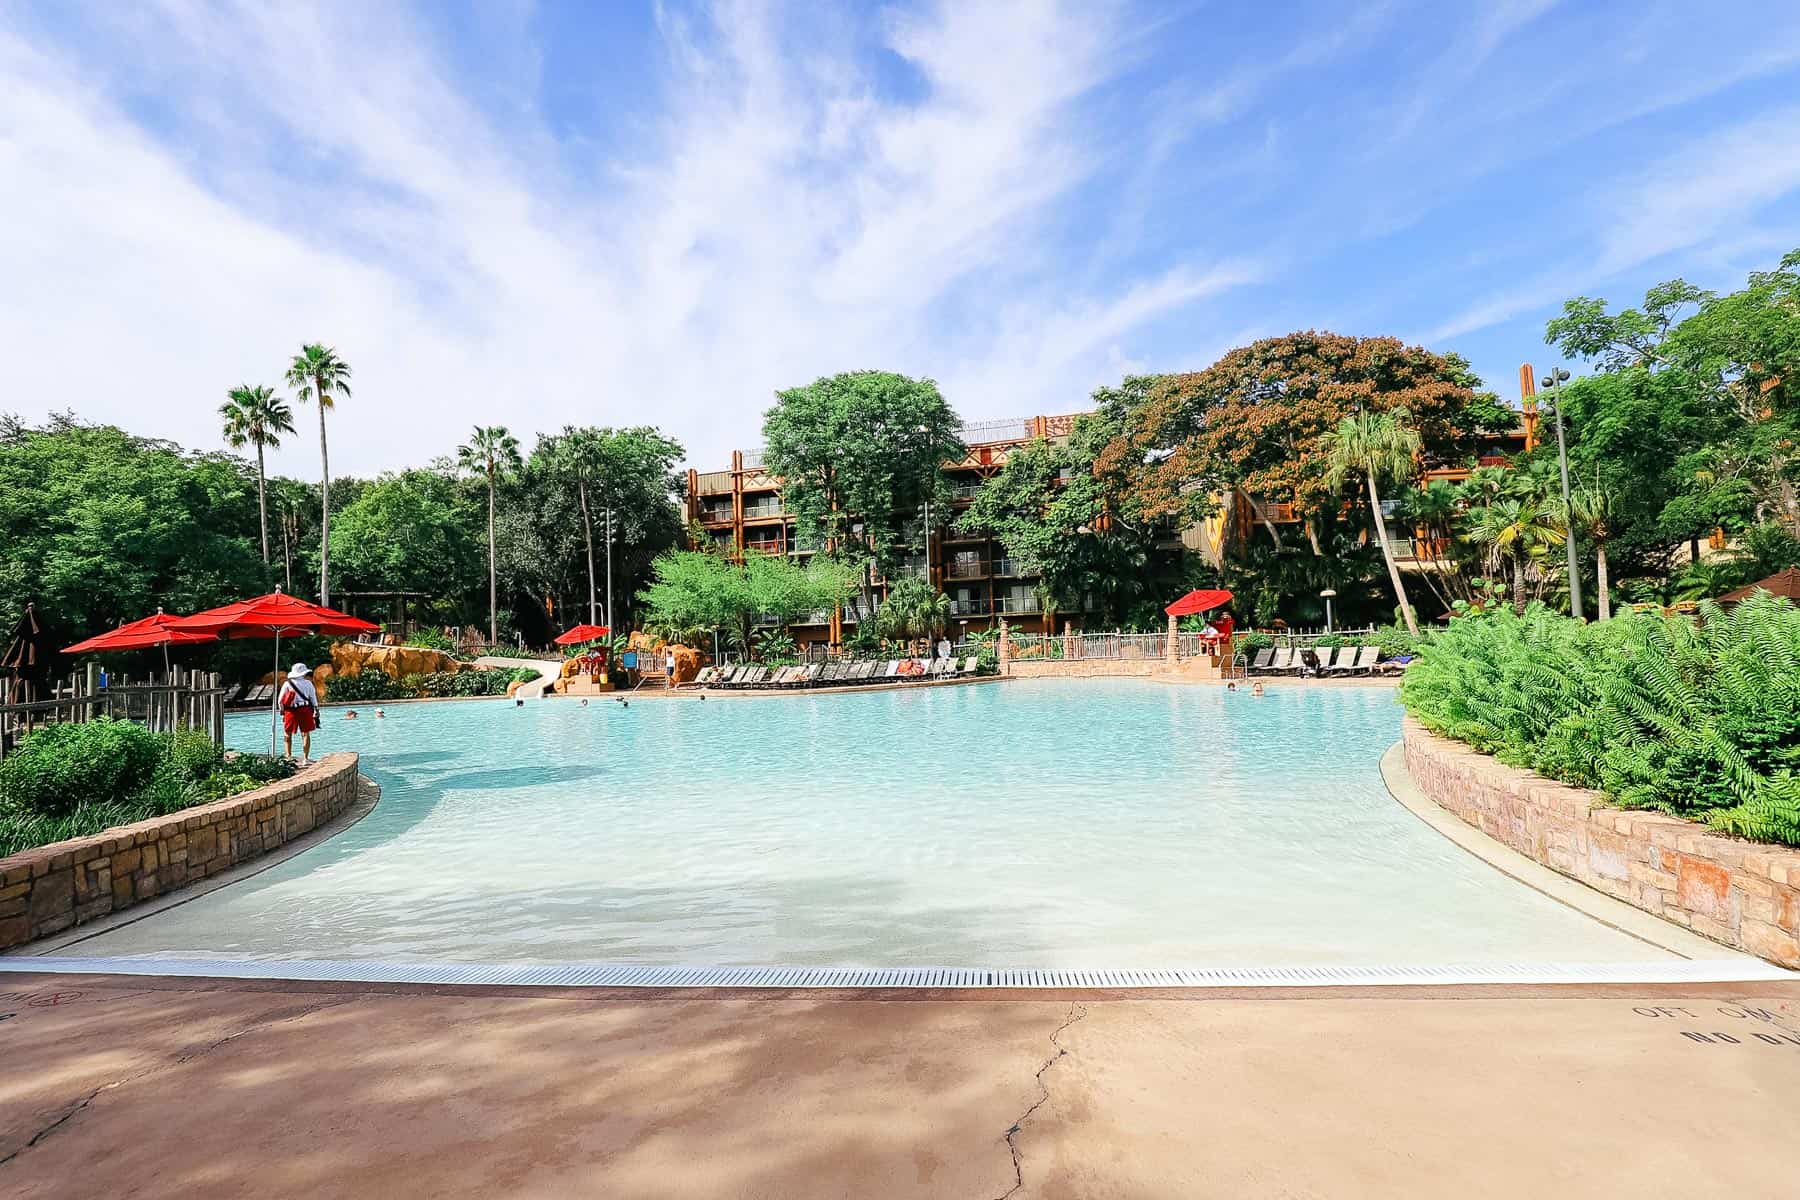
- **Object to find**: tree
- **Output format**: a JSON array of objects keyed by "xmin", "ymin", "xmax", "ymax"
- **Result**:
[
  {"xmin": 1098, "ymin": 332, "xmax": 1512, "ymax": 551},
  {"xmin": 219, "ymin": 385, "xmax": 295, "ymax": 563},
  {"xmin": 328, "ymin": 470, "xmax": 481, "ymax": 607},
  {"xmin": 957, "ymin": 405, "xmax": 1175, "ymax": 625},
  {"xmin": 1465, "ymin": 498, "xmax": 1565, "ymax": 612},
  {"xmin": 1563, "ymin": 481, "xmax": 1618, "ymax": 620},
  {"xmin": 638, "ymin": 550, "xmax": 853, "ymax": 656},
  {"xmin": 0, "ymin": 417, "xmax": 264, "ymax": 638},
  {"xmin": 877, "ymin": 576, "xmax": 952, "ymax": 646},
  {"xmin": 285, "ymin": 344, "xmax": 353, "ymax": 605},
  {"xmin": 761, "ymin": 371, "xmax": 963, "ymax": 612},
  {"xmin": 458, "ymin": 426, "xmax": 522, "ymax": 643},
  {"xmin": 1321, "ymin": 409, "xmax": 1423, "ymax": 634}
]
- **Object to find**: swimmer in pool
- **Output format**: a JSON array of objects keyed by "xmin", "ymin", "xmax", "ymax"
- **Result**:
[{"xmin": 344, "ymin": 710, "xmax": 358, "ymax": 720}]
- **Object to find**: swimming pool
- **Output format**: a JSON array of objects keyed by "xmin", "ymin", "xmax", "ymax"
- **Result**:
[{"xmin": 39, "ymin": 680, "xmax": 1692, "ymax": 972}]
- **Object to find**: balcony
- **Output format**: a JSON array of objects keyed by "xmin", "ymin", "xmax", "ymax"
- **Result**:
[
  {"xmin": 744, "ymin": 538, "xmax": 784, "ymax": 555},
  {"xmin": 992, "ymin": 557, "xmax": 1031, "ymax": 577},
  {"xmin": 951, "ymin": 598, "xmax": 991, "ymax": 616},
  {"xmin": 742, "ymin": 499, "xmax": 786, "ymax": 521},
  {"xmin": 698, "ymin": 505, "xmax": 733, "ymax": 525},
  {"xmin": 1000, "ymin": 593, "xmax": 1041, "ymax": 614},
  {"xmin": 897, "ymin": 555, "xmax": 928, "ymax": 578},
  {"xmin": 949, "ymin": 481, "xmax": 986, "ymax": 501},
  {"xmin": 946, "ymin": 558, "xmax": 988, "ymax": 580}
]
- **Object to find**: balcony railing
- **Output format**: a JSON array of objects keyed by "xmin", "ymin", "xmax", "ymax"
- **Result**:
[
  {"xmin": 699, "ymin": 506, "xmax": 733, "ymax": 524},
  {"xmin": 1000, "ymin": 594, "xmax": 1041, "ymax": 614},
  {"xmin": 950, "ymin": 481, "xmax": 986, "ymax": 500},
  {"xmin": 992, "ymin": 557, "xmax": 1030, "ymax": 577},
  {"xmin": 897, "ymin": 555, "xmax": 928, "ymax": 578},
  {"xmin": 951, "ymin": 598, "xmax": 991, "ymax": 616},
  {"xmin": 742, "ymin": 500, "xmax": 786, "ymax": 520},
  {"xmin": 946, "ymin": 559, "xmax": 988, "ymax": 579}
]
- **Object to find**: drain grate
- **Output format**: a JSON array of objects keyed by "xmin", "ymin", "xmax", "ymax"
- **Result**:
[{"xmin": 2, "ymin": 956, "xmax": 1792, "ymax": 989}]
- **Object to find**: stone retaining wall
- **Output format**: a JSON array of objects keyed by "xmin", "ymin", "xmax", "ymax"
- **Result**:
[
  {"xmin": 0, "ymin": 753, "xmax": 360, "ymax": 952},
  {"xmin": 1402, "ymin": 717, "xmax": 1800, "ymax": 967}
]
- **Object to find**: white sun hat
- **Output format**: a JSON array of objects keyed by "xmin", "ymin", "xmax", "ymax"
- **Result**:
[{"xmin": 288, "ymin": 662, "xmax": 312, "ymax": 679}]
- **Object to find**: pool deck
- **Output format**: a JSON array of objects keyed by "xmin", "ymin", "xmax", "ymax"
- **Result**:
[{"xmin": 3, "ymin": 971, "xmax": 1797, "ymax": 1197}]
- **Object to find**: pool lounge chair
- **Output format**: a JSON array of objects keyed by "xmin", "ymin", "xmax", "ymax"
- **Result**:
[
  {"xmin": 1324, "ymin": 647, "xmax": 1359, "ymax": 675},
  {"xmin": 853, "ymin": 661, "xmax": 878, "ymax": 682},
  {"xmin": 1263, "ymin": 647, "xmax": 1294, "ymax": 675},
  {"xmin": 962, "ymin": 655, "xmax": 979, "ymax": 675},
  {"xmin": 1246, "ymin": 648, "xmax": 1275, "ymax": 674},
  {"xmin": 1345, "ymin": 646, "xmax": 1379, "ymax": 674},
  {"xmin": 882, "ymin": 659, "xmax": 901, "ymax": 679},
  {"xmin": 928, "ymin": 657, "xmax": 951, "ymax": 678}
]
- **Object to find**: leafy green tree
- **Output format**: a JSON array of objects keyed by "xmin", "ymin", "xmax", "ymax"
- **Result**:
[
  {"xmin": 219, "ymin": 385, "xmax": 295, "ymax": 563},
  {"xmin": 957, "ymin": 407, "xmax": 1169, "ymax": 624},
  {"xmin": 761, "ymin": 371, "xmax": 963, "ymax": 610},
  {"xmin": 1321, "ymin": 409, "xmax": 1423, "ymax": 634},
  {"xmin": 1563, "ymin": 482, "xmax": 1618, "ymax": 619},
  {"xmin": 877, "ymin": 576, "xmax": 952, "ymax": 645},
  {"xmin": 327, "ymin": 470, "xmax": 480, "ymax": 609},
  {"xmin": 285, "ymin": 344, "xmax": 353, "ymax": 605},
  {"xmin": 639, "ymin": 550, "xmax": 852, "ymax": 656},
  {"xmin": 458, "ymin": 426, "xmax": 523, "ymax": 642},
  {"xmin": 0, "ymin": 417, "xmax": 265, "ymax": 639}
]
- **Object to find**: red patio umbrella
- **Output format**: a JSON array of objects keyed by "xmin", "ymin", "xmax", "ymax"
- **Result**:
[
  {"xmin": 1164, "ymin": 588, "xmax": 1234, "ymax": 617},
  {"xmin": 169, "ymin": 590, "xmax": 379, "ymax": 752},
  {"xmin": 553, "ymin": 623, "xmax": 611, "ymax": 646},
  {"xmin": 63, "ymin": 607, "xmax": 220, "ymax": 677}
]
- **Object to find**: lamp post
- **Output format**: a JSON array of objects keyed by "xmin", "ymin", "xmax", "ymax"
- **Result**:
[
  {"xmin": 1320, "ymin": 588, "xmax": 1336, "ymax": 634},
  {"xmin": 1539, "ymin": 367, "xmax": 1582, "ymax": 621}
]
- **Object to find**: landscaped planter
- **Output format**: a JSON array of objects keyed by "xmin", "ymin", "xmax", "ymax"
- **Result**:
[
  {"xmin": 0, "ymin": 752, "xmax": 361, "ymax": 952},
  {"xmin": 1402, "ymin": 717, "xmax": 1800, "ymax": 967}
]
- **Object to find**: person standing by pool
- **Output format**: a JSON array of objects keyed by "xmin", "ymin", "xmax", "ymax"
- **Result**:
[
  {"xmin": 278, "ymin": 662, "xmax": 320, "ymax": 763},
  {"xmin": 936, "ymin": 635, "xmax": 951, "ymax": 660}
]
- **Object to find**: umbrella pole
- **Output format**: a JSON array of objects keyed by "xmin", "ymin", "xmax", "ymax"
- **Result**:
[{"xmin": 271, "ymin": 630, "xmax": 282, "ymax": 756}]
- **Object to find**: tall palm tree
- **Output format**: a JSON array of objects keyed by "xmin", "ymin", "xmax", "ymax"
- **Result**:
[
  {"xmin": 285, "ymin": 344, "xmax": 353, "ymax": 605},
  {"xmin": 1321, "ymin": 408, "xmax": 1422, "ymax": 635},
  {"xmin": 219, "ymin": 385, "xmax": 295, "ymax": 563},
  {"xmin": 1465, "ymin": 498, "xmax": 1566, "ymax": 613},
  {"xmin": 458, "ymin": 425, "xmax": 523, "ymax": 643},
  {"xmin": 551, "ymin": 427, "xmax": 607, "ymax": 625},
  {"xmin": 1564, "ymin": 482, "xmax": 1617, "ymax": 619}
]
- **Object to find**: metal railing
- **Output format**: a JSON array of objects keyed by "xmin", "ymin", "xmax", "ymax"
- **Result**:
[
  {"xmin": 959, "ymin": 417, "xmax": 1034, "ymax": 444},
  {"xmin": 950, "ymin": 481, "xmax": 986, "ymax": 500},
  {"xmin": 951, "ymin": 599, "xmax": 991, "ymax": 616},
  {"xmin": 999, "ymin": 594, "xmax": 1041, "ymax": 614},
  {"xmin": 946, "ymin": 559, "xmax": 987, "ymax": 579},
  {"xmin": 743, "ymin": 500, "xmax": 786, "ymax": 519}
]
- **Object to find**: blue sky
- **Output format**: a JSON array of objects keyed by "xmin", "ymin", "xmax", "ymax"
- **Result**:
[{"xmin": 6, "ymin": 1, "xmax": 1800, "ymax": 476}]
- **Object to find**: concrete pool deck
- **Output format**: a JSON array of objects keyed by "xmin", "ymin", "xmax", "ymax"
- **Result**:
[{"xmin": 2, "ymin": 971, "xmax": 1798, "ymax": 1198}]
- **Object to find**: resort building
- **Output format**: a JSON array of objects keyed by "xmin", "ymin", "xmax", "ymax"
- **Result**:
[{"xmin": 685, "ymin": 414, "xmax": 1084, "ymax": 644}]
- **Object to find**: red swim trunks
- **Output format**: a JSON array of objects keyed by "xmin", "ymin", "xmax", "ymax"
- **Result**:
[{"xmin": 282, "ymin": 706, "xmax": 318, "ymax": 734}]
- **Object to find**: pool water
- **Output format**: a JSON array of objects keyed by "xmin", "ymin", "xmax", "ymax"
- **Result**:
[{"xmin": 50, "ymin": 680, "xmax": 1672, "ymax": 968}]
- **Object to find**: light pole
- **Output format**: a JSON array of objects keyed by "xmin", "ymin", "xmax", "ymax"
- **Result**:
[
  {"xmin": 1320, "ymin": 588, "xmax": 1336, "ymax": 634},
  {"xmin": 1540, "ymin": 367, "xmax": 1582, "ymax": 620}
]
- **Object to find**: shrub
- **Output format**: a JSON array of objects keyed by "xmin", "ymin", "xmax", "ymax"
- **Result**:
[
  {"xmin": 1236, "ymin": 631, "xmax": 1274, "ymax": 653},
  {"xmin": 1401, "ymin": 595, "xmax": 1800, "ymax": 845},
  {"xmin": 0, "ymin": 718, "xmax": 165, "ymax": 819},
  {"xmin": 1371, "ymin": 625, "xmax": 1420, "ymax": 660},
  {"xmin": 164, "ymin": 727, "xmax": 223, "ymax": 781},
  {"xmin": 402, "ymin": 627, "xmax": 456, "ymax": 654},
  {"xmin": 228, "ymin": 753, "xmax": 296, "ymax": 784},
  {"xmin": 325, "ymin": 671, "xmax": 408, "ymax": 702}
]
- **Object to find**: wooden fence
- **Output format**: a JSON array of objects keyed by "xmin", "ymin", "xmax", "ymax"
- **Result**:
[{"xmin": 0, "ymin": 668, "xmax": 229, "ymax": 762}]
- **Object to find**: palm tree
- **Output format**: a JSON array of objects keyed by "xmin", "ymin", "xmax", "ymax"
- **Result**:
[
  {"xmin": 550, "ymin": 428, "xmax": 606, "ymax": 625},
  {"xmin": 219, "ymin": 385, "xmax": 295, "ymax": 563},
  {"xmin": 285, "ymin": 344, "xmax": 353, "ymax": 605},
  {"xmin": 1321, "ymin": 409, "xmax": 1422, "ymax": 635},
  {"xmin": 1563, "ymin": 482, "xmax": 1617, "ymax": 620},
  {"xmin": 877, "ymin": 576, "xmax": 952, "ymax": 649},
  {"xmin": 458, "ymin": 425, "xmax": 523, "ymax": 643},
  {"xmin": 1465, "ymin": 498, "xmax": 1566, "ymax": 612}
]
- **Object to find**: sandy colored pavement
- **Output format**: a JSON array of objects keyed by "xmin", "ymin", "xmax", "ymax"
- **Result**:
[{"xmin": 3, "ymin": 975, "xmax": 1799, "ymax": 1199}]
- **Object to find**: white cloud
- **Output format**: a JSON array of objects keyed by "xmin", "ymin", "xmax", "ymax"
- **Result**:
[{"xmin": 0, "ymin": 0, "xmax": 1252, "ymax": 477}]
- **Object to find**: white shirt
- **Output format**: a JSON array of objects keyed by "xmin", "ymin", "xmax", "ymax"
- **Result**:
[{"xmin": 280, "ymin": 678, "xmax": 319, "ymax": 708}]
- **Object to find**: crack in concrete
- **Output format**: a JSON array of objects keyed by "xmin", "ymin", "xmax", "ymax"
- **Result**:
[
  {"xmin": 0, "ymin": 995, "xmax": 352, "ymax": 1170},
  {"xmin": 993, "ymin": 1002, "xmax": 1087, "ymax": 1200}
]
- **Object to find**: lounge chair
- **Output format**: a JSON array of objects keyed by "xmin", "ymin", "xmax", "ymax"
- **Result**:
[
  {"xmin": 1324, "ymin": 647, "xmax": 1357, "ymax": 675},
  {"xmin": 1344, "ymin": 646, "xmax": 1379, "ymax": 675},
  {"xmin": 962, "ymin": 655, "xmax": 979, "ymax": 675},
  {"xmin": 929, "ymin": 657, "xmax": 951, "ymax": 678},
  {"xmin": 854, "ymin": 661, "xmax": 877, "ymax": 681},
  {"xmin": 825, "ymin": 663, "xmax": 849, "ymax": 684},
  {"xmin": 1264, "ymin": 647, "xmax": 1294, "ymax": 675},
  {"xmin": 882, "ymin": 659, "xmax": 901, "ymax": 679},
  {"xmin": 1246, "ymin": 648, "xmax": 1275, "ymax": 674}
]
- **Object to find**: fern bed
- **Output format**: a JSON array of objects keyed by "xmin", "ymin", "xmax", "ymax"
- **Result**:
[{"xmin": 1400, "ymin": 594, "xmax": 1800, "ymax": 846}]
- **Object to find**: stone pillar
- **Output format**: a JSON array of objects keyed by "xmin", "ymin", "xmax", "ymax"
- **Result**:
[
  {"xmin": 998, "ymin": 618, "xmax": 1010, "ymax": 674},
  {"xmin": 1166, "ymin": 613, "xmax": 1179, "ymax": 667}
]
